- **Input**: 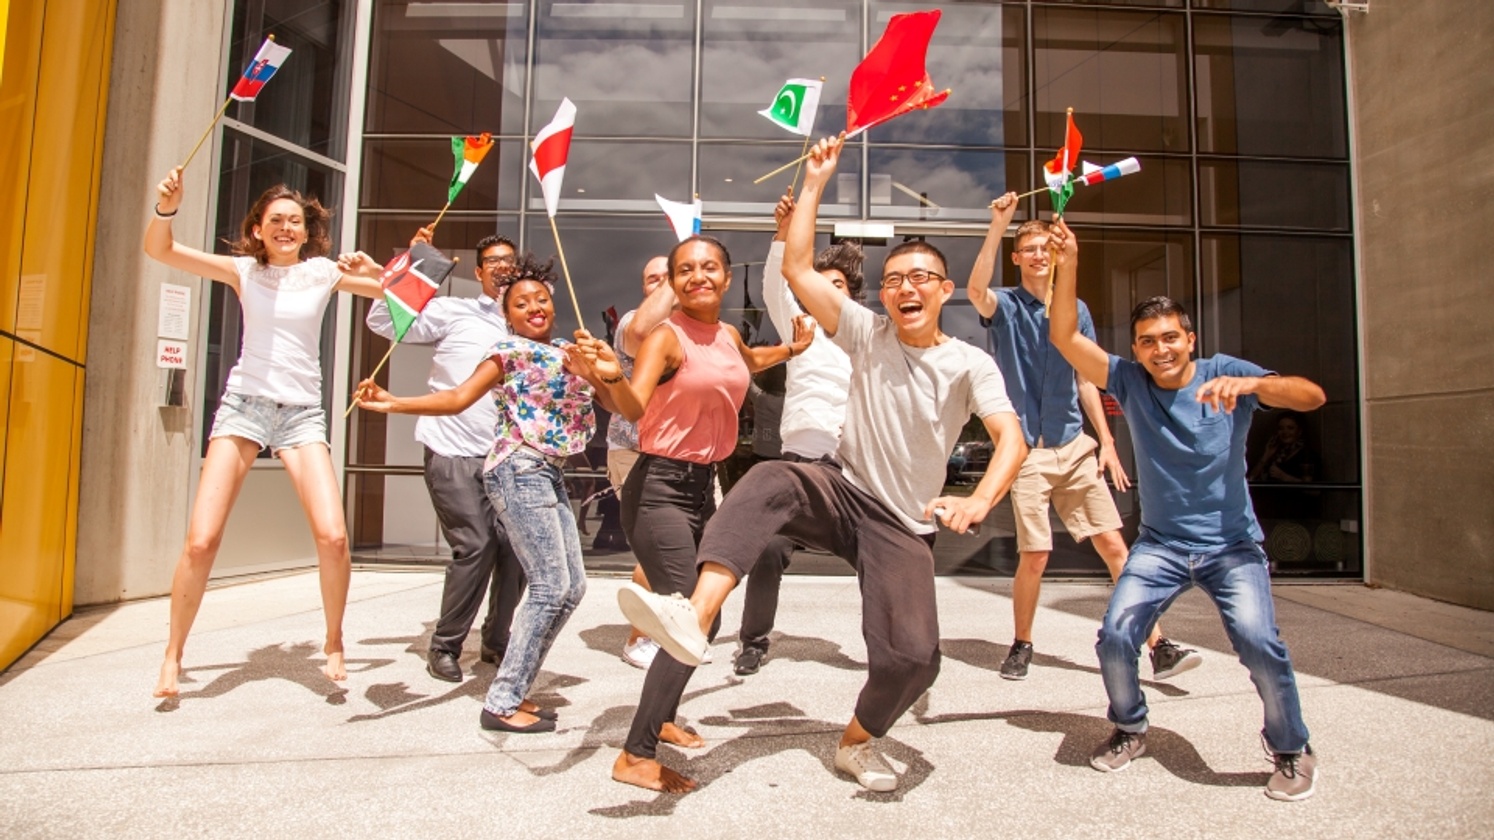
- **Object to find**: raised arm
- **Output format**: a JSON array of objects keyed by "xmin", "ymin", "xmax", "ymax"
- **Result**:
[
  {"xmin": 143, "ymin": 167, "xmax": 240, "ymax": 287},
  {"xmin": 620, "ymin": 273, "xmax": 677, "ymax": 357},
  {"xmin": 580, "ymin": 323, "xmax": 682, "ymax": 424},
  {"xmin": 761, "ymin": 189, "xmax": 802, "ymax": 336},
  {"xmin": 784, "ymin": 136, "xmax": 854, "ymax": 336},
  {"xmin": 966, "ymin": 193, "xmax": 1019, "ymax": 319},
  {"xmin": 1197, "ymin": 374, "xmax": 1327, "ymax": 414},
  {"xmin": 1047, "ymin": 219, "xmax": 1112, "ymax": 390},
  {"xmin": 732, "ymin": 318, "xmax": 813, "ymax": 374},
  {"xmin": 355, "ymin": 357, "xmax": 503, "ymax": 416}
]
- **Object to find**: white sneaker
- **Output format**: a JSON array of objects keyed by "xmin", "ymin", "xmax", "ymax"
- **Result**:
[
  {"xmin": 621, "ymin": 636, "xmax": 659, "ymax": 670},
  {"xmin": 616, "ymin": 582, "xmax": 708, "ymax": 666},
  {"xmin": 834, "ymin": 742, "xmax": 898, "ymax": 792},
  {"xmin": 701, "ymin": 648, "xmax": 713, "ymax": 665}
]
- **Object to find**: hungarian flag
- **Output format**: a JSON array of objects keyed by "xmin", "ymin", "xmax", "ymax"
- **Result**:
[
  {"xmin": 448, "ymin": 133, "xmax": 494, "ymax": 203},
  {"xmin": 655, "ymin": 193, "xmax": 702, "ymax": 241},
  {"xmin": 380, "ymin": 242, "xmax": 456, "ymax": 342},
  {"xmin": 529, "ymin": 98, "xmax": 576, "ymax": 218},
  {"xmin": 1043, "ymin": 110, "xmax": 1083, "ymax": 216},
  {"xmin": 846, "ymin": 10, "xmax": 951, "ymax": 138},
  {"xmin": 758, "ymin": 79, "xmax": 823, "ymax": 137},
  {"xmin": 230, "ymin": 38, "xmax": 293, "ymax": 102},
  {"xmin": 1078, "ymin": 156, "xmax": 1142, "ymax": 186}
]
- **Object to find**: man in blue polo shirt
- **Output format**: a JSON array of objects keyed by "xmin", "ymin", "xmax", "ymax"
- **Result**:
[
  {"xmin": 1046, "ymin": 219, "xmax": 1326, "ymax": 802},
  {"xmin": 967, "ymin": 196, "xmax": 1198, "ymax": 681}
]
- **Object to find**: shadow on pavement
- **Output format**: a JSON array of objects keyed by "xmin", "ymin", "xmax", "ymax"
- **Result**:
[{"xmin": 158, "ymin": 642, "xmax": 393, "ymax": 710}]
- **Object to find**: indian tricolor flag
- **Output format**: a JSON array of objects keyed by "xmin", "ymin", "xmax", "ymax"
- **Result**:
[
  {"xmin": 1043, "ymin": 110, "xmax": 1083, "ymax": 216},
  {"xmin": 449, "ymin": 133, "xmax": 494, "ymax": 203},
  {"xmin": 379, "ymin": 242, "xmax": 457, "ymax": 342},
  {"xmin": 230, "ymin": 38, "xmax": 293, "ymax": 102}
]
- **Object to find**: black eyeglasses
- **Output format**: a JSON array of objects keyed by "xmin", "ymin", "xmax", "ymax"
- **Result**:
[
  {"xmin": 481, "ymin": 255, "xmax": 517, "ymax": 268},
  {"xmin": 880, "ymin": 270, "xmax": 945, "ymax": 289}
]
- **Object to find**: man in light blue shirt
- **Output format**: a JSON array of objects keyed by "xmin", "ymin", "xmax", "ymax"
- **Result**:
[
  {"xmin": 1047, "ymin": 219, "xmax": 1327, "ymax": 802},
  {"xmin": 366, "ymin": 232, "xmax": 523, "ymax": 684}
]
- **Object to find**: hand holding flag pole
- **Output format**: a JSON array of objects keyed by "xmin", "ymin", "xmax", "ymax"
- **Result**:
[
  {"xmin": 1043, "ymin": 108, "xmax": 1083, "ymax": 314},
  {"xmin": 530, "ymin": 98, "xmax": 586, "ymax": 332},
  {"xmin": 345, "ymin": 245, "xmax": 461, "ymax": 417},
  {"xmin": 180, "ymin": 35, "xmax": 291, "ymax": 171}
]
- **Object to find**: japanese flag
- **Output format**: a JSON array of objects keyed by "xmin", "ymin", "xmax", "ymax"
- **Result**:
[{"xmin": 529, "ymin": 98, "xmax": 576, "ymax": 218}]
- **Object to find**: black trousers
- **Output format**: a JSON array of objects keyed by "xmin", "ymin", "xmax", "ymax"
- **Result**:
[
  {"xmin": 423, "ymin": 447, "xmax": 526, "ymax": 657},
  {"xmin": 697, "ymin": 459, "xmax": 940, "ymax": 738},
  {"xmin": 620, "ymin": 452, "xmax": 722, "ymax": 759},
  {"xmin": 738, "ymin": 536, "xmax": 795, "ymax": 652}
]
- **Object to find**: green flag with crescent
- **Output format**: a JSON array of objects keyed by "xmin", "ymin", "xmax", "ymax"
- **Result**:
[{"xmin": 758, "ymin": 78, "xmax": 823, "ymax": 137}]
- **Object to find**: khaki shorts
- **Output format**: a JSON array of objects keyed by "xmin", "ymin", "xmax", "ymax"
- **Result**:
[
  {"xmin": 607, "ymin": 448, "xmax": 641, "ymax": 491},
  {"xmin": 1010, "ymin": 432, "xmax": 1123, "ymax": 552}
]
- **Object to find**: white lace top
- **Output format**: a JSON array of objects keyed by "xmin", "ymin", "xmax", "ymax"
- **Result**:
[{"xmin": 222, "ymin": 256, "xmax": 341, "ymax": 406}]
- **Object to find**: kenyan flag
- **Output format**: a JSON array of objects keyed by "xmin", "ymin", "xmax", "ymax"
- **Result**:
[{"xmin": 379, "ymin": 241, "xmax": 456, "ymax": 341}]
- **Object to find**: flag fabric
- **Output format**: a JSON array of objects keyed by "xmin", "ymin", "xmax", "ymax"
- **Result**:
[
  {"xmin": 655, "ymin": 194, "xmax": 702, "ymax": 241},
  {"xmin": 529, "ymin": 98, "xmax": 577, "ymax": 218},
  {"xmin": 1078, "ymin": 156, "xmax": 1142, "ymax": 186},
  {"xmin": 846, "ymin": 10, "xmax": 951, "ymax": 137},
  {"xmin": 230, "ymin": 38, "xmax": 293, "ymax": 102},
  {"xmin": 379, "ymin": 242, "xmax": 457, "ymax": 342},
  {"xmin": 758, "ymin": 79, "xmax": 823, "ymax": 136},
  {"xmin": 448, "ymin": 134, "xmax": 494, "ymax": 203},
  {"xmin": 1043, "ymin": 110, "xmax": 1084, "ymax": 216}
]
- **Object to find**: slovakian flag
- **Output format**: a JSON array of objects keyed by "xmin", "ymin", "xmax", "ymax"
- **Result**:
[
  {"xmin": 846, "ymin": 10, "xmax": 951, "ymax": 138},
  {"xmin": 529, "ymin": 98, "xmax": 576, "ymax": 218},
  {"xmin": 1043, "ymin": 110, "xmax": 1084, "ymax": 216},
  {"xmin": 449, "ymin": 133, "xmax": 495, "ymax": 203},
  {"xmin": 230, "ymin": 38, "xmax": 293, "ymax": 102},
  {"xmin": 380, "ymin": 242, "xmax": 457, "ymax": 342},
  {"xmin": 759, "ymin": 79, "xmax": 823, "ymax": 137},
  {"xmin": 655, "ymin": 194, "xmax": 702, "ymax": 241},
  {"xmin": 1078, "ymin": 156, "xmax": 1142, "ymax": 186}
]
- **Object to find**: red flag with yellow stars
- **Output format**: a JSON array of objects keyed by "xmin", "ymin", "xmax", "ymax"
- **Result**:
[{"xmin": 846, "ymin": 10, "xmax": 951, "ymax": 138}]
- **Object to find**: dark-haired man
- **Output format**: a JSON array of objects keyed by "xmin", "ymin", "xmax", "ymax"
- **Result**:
[
  {"xmin": 615, "ymin": 136, "xmax": 1028, "ymax": 793},
  {"xmin": 1046, "ymin": 219, "xmax": 1326, "ymax": 801},
  {"xmin": 366, "ymin": 231, "xmax": 524, "ymax": 682},
  {"xmin": 967, "ymin": 203, "xmax": 1200, "ymax": 682}
]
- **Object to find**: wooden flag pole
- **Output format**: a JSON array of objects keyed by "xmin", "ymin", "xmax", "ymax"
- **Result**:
[
  {"xmin": 344, "ymin": 341, "xmax": 397, "ymax": 418},
  {"xmin": 548, "ymin": 216, "xmax": 587, "ymax": 333},
  {"xmin": 787, "ymin": 76, "xmax": 827, "ymax": 193},
  {"xmin": 755, "ymin": 150, "xmax": 814, "ymax": 185},
  {"xmin": 179, "ymin": 97, "xmax": 233, "ymax": 172},
  {"xmin": 429, "ymin": 200, "xmax": 453, "ymax": 231}
]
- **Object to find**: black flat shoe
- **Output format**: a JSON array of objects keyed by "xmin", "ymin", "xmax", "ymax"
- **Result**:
[
  {"xmin": 427, "ymin": 650, "xmax": 463, "ymax": 683},
  {"xmin": 525, "ymin": 707, "xmax": 559, "ymax": 721},
  {"xmin": 480, "ymin": 709, "xmax": 556, "ymax": 733},
  {"xmin": 479, "ymin": 645, "xmax": 505, "ymax": 665}
]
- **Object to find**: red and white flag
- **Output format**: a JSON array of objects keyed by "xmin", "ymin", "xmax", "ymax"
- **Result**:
[
  {"xmin": 230, "ymin": 38, "xmax": 293, "ymax": 102},
  {"xmin": 529, "ymin": 98, "xmax": 576, "ymax": 218}
]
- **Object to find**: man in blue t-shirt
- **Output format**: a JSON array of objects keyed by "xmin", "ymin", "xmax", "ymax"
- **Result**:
[{"xmin": 1046, "ymin": 219, "xmax": 1327, "ymax": 803}]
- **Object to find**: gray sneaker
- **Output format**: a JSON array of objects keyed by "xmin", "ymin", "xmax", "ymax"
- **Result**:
[
  {"xmin": 999, "ymin": 641, "xmax": 1033, "ymax": 681},
  {"xmin": 1150, "ymin": 638, "xmax": 1202, "ymax": 680},
  {"xmin": 1266, "ymin": 745, "xmax": 1318, "ymax": 802},
  {"xmin": 1090, "ymin": 728, "xmax": 1147, "ymax": 772}
]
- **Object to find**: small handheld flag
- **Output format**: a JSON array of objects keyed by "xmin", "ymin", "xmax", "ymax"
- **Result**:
[
  {"xmin": 449, "ymin": 134, "xmax": 494, "ymax": 203},
  {"xmin": 231, "ymin": 38, "xmax": 293, "ymax": 102},
  {"xmin": 846, "ymin": 10, "xmax": 951, "ymax": 138},
  {"xmin": 530, "ymin": 98, "xmax": 577, "ymax": 219},
  {"xmin": 1078, "ymin": 157, "xmax": 1141, "ymax": 186},
  {"xmin": 655, "ymin": 194, "xmax": 702, "ymax": 241},
  {"xmin": 380, "ymin": 242, "xmax": 457, "ymax": 343},
  {"xmin": 759, "ymin": 79, "xmax": 823, "ymax": 137},
  {"xmin": 1043, "ymin": 109, "xmax": 1083, "ymax": 217}
]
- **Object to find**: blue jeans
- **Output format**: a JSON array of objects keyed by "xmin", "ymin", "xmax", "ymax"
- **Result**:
[
  {"xmin": 481, "ymin": 450, "xmax": 586, "ymax": 716},
  {"xmin": 1096, "ymin": 537, "xmax": 1309, "ymax": 754}
]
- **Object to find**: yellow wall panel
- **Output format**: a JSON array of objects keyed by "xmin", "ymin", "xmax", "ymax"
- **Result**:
[
  {"xmin": 0, "ymin": 346, "xmax": 79, "ymax": 669},
  {"xmin": 0, "ymin": 337, "xmax": 11, "ymax": 525},
  {"xmin": 0, "ymin": 0, "xmax": 44, "ymax": 335}
]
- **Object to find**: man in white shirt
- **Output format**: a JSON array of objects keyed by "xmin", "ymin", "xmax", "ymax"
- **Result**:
[{"xmin": 366, "ymin": 233, "xmax": 524, "ymax": 683}]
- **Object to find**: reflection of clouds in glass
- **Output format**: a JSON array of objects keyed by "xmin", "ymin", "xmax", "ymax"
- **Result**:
[
  {"xmin": 535, "ymin": 41, "xmax": 692, "ymax": 102},
  {"xmin": 870, "ymin": 150, "xmax": 1007, "ymax": 210}
]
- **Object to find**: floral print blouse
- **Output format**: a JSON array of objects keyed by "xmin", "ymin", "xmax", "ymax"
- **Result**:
[{"xmin": 482, "ymin": 337, "xmax": 596, "ymax": 473}]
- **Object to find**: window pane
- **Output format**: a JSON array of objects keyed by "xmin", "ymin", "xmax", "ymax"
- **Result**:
[
  {"xmin": 866, "ymin": 148, "xmax": 1028, "ymax": 222},
  {"xmin": 1054, "ymin": 153, "xmax": 1191, "ymax": 226},
  {"xmin": 1199, "ymin": 158, "xmax": 1349, "ymax": 230},
  {"xmin": 1033, "ymin": 7, "xmax": 1189, "ymax": 153},
  {"xmin": 353, "ymin": 213, "xmax": 520, "ymax": 272},
  {"xmin": 864, "ymin": 2, "xmax": 1026, "ymax": 147},
  {"xmin": 531, "ymin": 141, "xmax": 691, "ymax": 213},
  {"xmin": 1063, "ymin": 227, "xmax": 1194, "ymax": 352},
  {"xmin": 364, "ymin": 0, "xmax": 529, "ymax": 136},
  {"xmin": 226, "ymin": 0, "xmax": 352, "ymax": 158},
  {"xmin": 1193, "ymin": 0, "xmax": 1338, "ymax": 14},
  {"xmin": 1200, "ymin": 233, "xmax": 1358, "ymax": 484},
  {"xmin": 700, "ymin": 0, "xmax": 862, "ymax": 140},
  {"xmin": 361, "ymin": 138, "xmax": 524, "ymax": 212},
  {"xmin": 1193, "ymin": 13, "xmax": 1347, "ymax": 158},
  {"xmin": 533, "ymin": 0, "xmax": 696, "ymax": 137},
  {"xmin": 700, "ymin": 142, "xmax": 863, "ymax": 218},
  {"xmin": 1250, "ymin": 487, "xmax": 1361, "ymax": 576}
]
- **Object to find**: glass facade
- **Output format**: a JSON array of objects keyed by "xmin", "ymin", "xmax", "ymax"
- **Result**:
[{"xmin": 341, "ymin": 0, "xmax": 1359, "ymax": 576}]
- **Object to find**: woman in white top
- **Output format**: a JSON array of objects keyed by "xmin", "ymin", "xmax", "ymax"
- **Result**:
[{"xmin": 144, "ymin": 166, "xmax": 385, "ymax": 698}]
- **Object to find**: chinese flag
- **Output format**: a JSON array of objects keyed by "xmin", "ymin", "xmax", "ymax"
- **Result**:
[{"xmin": 846, "ymin": 10, "xmax": 951, "ymax": 137}]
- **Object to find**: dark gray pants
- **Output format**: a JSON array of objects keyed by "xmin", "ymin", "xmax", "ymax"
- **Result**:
[
  {"xmin": 738, "ymin": 536, "xmax": 794, "ymax": 652},
  {"xmin": 423, "ymin": 447, "xmax": 525, "ymax": 657}
]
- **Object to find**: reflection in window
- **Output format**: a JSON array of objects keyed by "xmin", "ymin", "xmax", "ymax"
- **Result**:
[
  {"xmin": 532, "ymin": 140, "xmax": 691, "ymax": 213},
  {"xmin": 1199, "ymin": 159, "xmax": 1349, "ymax": 230},
  {"xmin": 865, "ymin": 148, "xmax": 1025, "ymax": 222},
  {"xmin": 533, "ymin": 0, "xmax": 696, "ymax": 137},
  {"xmin": 1032, "ymin": 7, "xmax": 1189, "ymax": 153},
  {"xmin": 226, "ymin": 0, "xmax": 353, "ymax": 158},
  {"xmin": 365, "ymin": 0, "xmax": 529, "ymax": 137},
  {"xmin": 361, "ymin": 138, "xmax": 524, "ymax": 212},
  {"xmin": 1059, "ymin": 154, "xmax": 1191, "ymax": 226},
  {"xmin": 1062, "ymin": 227, "xmax": 1194, "ymax": 354},
  {"xmin": 699, "ymin": 142, "xmax": 862, "ymax": 218}
]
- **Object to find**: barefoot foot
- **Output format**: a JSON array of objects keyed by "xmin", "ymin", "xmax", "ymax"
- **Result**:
[
  {"xmin": 153, "ymin": 659, "xmax": 182, "ymax": 698},
  {"xmin": 323, "ymin": 646, "xmax": 347, "ymax": 682},
  {"xmin": 612, "ymin": 751, "xmax": 697, "ymax": 793},
  {"xmin": 659, "ymin": 722, "xmax": 704, "ymax": 749}
]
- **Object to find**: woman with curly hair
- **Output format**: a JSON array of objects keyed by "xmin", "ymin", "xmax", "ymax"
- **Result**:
[
  {"xmin": 144, "ymin": 167, "xmax": 387, "ymax": 698},
  {"xmin": 355, "ymin": 254, "xmax": 611, "ymax": 732}
]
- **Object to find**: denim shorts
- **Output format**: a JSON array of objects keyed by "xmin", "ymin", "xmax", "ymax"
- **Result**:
[{"xmin": 209, "ymin": 392, "xmax": 328, "ymax": 454}]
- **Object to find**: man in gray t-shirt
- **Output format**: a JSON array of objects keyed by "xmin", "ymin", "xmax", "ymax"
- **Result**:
[{"xmin": 610, "ymin": 136, "xmax": 1028, "ymax": 796}]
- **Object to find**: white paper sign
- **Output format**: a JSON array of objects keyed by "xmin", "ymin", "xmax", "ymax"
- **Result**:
[
  {"xmin": 156, "ymin": 339, "xmax": 188, "ymax": 369},
  {"xmin": 158, "ymin": 283, "xmax": 191, "ymax": 340}
]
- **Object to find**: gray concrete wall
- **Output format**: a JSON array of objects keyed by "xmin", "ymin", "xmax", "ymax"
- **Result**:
[{"xmin": 1349, "ymin": 3, "xmax": 1494, "ymax": 610}]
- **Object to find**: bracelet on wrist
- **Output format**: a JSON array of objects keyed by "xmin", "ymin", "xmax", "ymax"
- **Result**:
[
  {"xmin": 153, "ymin": 204, "xmax": 178, "ymax": 220},
  {"xmin": 600, "ymin": 373, "xmax": 623, "ymax": 384}
]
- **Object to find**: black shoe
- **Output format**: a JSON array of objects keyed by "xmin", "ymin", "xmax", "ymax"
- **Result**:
[
  {"xmin": 999, "ymin": 641, "xmax": 1033, "ymax": 681},
  {"xmin": 480, "ymin": 645, "xmax": 505, "ymax": 665},
  {"xmin": 480, "ymin": 708, "xmax": 556, "ymax": 733},
  {"xmin": 734, "ymin": 646, "xmax": 767, "ymax": 676},
  {"xmin": 1150, "ymin": 638, "xmax": 1202, "ymax": 680},
  {"xmin": 427, "ymin": 650, "xmax": 463, "ymax": 683}
]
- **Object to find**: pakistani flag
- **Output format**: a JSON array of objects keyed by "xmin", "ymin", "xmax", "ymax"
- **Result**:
[
  {"xmin": 380, "ymin": 242, "xmax": 457, "ymax": 342},
  {"xmin": 758, "ymin": 79, "xmax": 823, "ymax": 137}
]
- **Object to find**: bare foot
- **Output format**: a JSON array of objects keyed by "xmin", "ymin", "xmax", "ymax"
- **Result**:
[
  {"xmin": 518, "ymin": 700, "xmax": 545, "ymax": 716},
  {"xmin": 323, "ymin": 646, "xmax": 347, "ymax": 682},
  {"xmin": 611, "ymin": 750, "xmax": 697, "ymax": 793},
  {"xmin": 503, "ymin": 710, "xmax": 543, "ymax": 727},
  {"xmin": 659, "ymin": 722, "xmax": 704, "ymax": 749},
  {"xmin": 153, "ymin": 659, "xmax": 182, "ymax": 698}
]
